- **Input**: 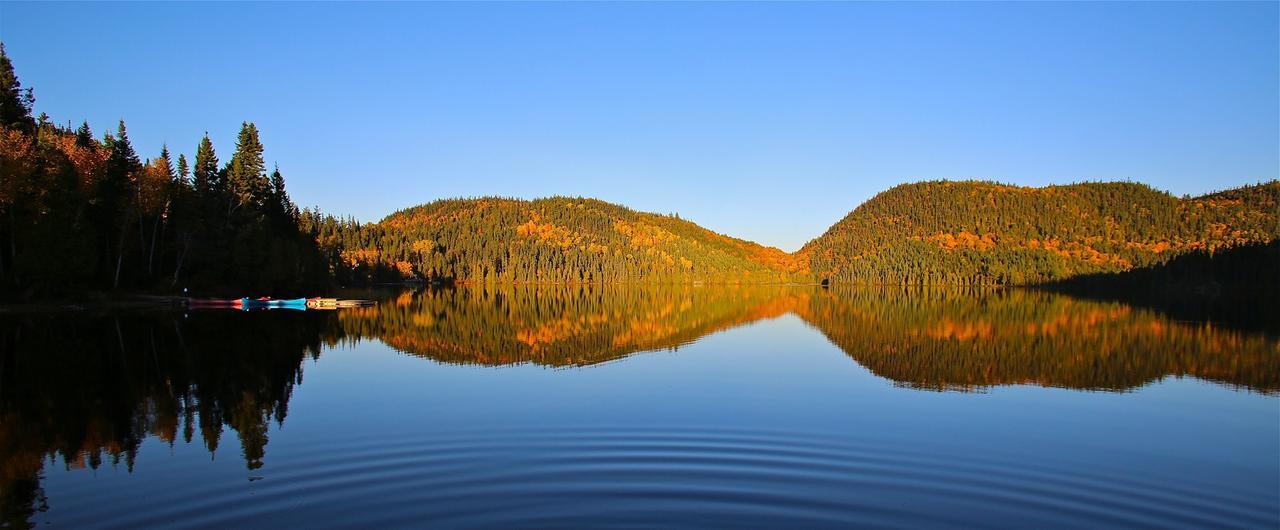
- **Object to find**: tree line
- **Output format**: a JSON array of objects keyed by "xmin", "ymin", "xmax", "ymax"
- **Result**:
[{"xmin": 0, "ymin": 43, "xmax": 328, "ymax": 299}]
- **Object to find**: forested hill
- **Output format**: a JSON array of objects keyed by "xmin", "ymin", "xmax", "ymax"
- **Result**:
[
  {"xmin": 802, "ymin": 180, "xmax": 1280, "ymax": 285},
  {"xmin": 303, "ymin": 197, "xmax": 807, "ymax": 285}
]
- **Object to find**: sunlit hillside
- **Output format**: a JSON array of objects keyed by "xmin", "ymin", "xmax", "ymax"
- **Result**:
[
  {"xmin": 306, "ymin": 197, "xmax": 808, "ymax": 285},
  {"xmin": 802, "ymin": 180, "xmax": 1280, "ymax": 285},
  {"xmin": 306, "ymin": 181, "xmax": 1279, "ymax": 288}
]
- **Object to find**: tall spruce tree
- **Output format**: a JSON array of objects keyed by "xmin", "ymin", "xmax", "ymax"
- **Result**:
[
  {"xmin": 192, "ymin": 134, "xmax": 218, "ymax": 197},
  {"xmin": 176, "ymin": 153, "xmax": 190, "ymax": 186},
  {"xmin": 102, "ymin": 120, "xmax": 140, "ymax": 211},
  {"xmin": 225, "ymin": 122, "xmax": 268, "ymax": 213},
  {"xmin": 102, "ymin": 120, "xmax": 142, "ymax": 287},
  {"xmin": 0, "ymin": 42, "xmax": 35, "ymax": 133},
  {"xmin": 267, "ymin": 164, "xmax": 295, "ymax": 222},
  {"xmin": 158, "ymin": 144, "xmax": 175, "ymax": 179}
]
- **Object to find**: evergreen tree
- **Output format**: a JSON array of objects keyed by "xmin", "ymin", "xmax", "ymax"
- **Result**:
[
  {"xmin": 101, "ymin": 120, "xmax": 142, "ymax": 287},
  {"xmin": 74, "ymin": 121, "xmax": 95, "ymax": 149},
  {"xmin": 225, "ymin": 122, "xmax": 268, "ymax": 213},
  {"xmin": 268, "ymin": 164, "xmax": 295, "ymax": 222},
  {"xmin": 158, "ymin": 144, "xmax": 175, "ymax": 181},
  {"xmin": 177, "ymin": 153, "xmax": 190, "ymax": 186},
  {"xmin": 0, "ymin": 42, "xmax": 35, "ymax": 133},
  {"xmin": 0, "ymin": 46, "xmax": 333, "ymax": 297},
  {"xmin": 192, "ymin": 134, "xmax": 218, "ymax": 197}
]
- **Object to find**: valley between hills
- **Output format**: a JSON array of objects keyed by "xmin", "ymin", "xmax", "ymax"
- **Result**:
[{"xmin": 306, "ymin": 179, "xmax": 1279, "ymax": 288}]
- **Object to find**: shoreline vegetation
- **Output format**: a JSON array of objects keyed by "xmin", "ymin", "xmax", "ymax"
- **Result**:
[{"xmin": 1, "ymin": 43, "xmax": 1277, "ymax": 307}]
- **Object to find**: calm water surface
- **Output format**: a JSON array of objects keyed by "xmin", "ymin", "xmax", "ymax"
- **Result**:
[{"xmin": 3, "ymin": 286, "xmax": 1277, "ymax": 528}]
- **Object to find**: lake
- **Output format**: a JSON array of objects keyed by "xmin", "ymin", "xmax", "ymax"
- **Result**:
[{"xmin": 2, "ymin": 286, "xmax": 1277, "ymax": 528}]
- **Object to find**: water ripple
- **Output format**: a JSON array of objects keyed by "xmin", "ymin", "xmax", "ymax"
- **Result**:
[{"xmin": 55, "ymin": 427, "xmax": 1277, "ymax": 529}]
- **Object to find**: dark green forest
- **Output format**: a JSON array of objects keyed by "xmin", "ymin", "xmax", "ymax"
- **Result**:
[{"xmin": 1038, "ymin": 240, "xmax": 1280, "ymax": 332}]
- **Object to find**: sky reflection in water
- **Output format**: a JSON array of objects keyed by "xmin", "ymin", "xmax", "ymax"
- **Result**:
[{"xmin": 4, "ymin": 286, "xmax": 1277, "ymax": 528}]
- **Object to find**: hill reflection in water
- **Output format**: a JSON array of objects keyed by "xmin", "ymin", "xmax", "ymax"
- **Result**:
[
  {"xmin": 330, "ymin": 285, "xmax": 1279, "ymax": 393},
  {"xmin": 2, "ymin": 286, "xmax": 1277, "ymax": 526}
]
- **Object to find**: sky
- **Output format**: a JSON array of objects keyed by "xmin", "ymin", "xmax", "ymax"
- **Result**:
[{"xmin": 1, "ymin": 2, "xmax": 1276, "ymax": 252}]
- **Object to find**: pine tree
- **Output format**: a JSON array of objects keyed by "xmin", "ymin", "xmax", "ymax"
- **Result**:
[
  {"xmin": 102, "ymin": 120, "xmax": 140, "ymax": 208},
  {"xmin": 143, "ymin": 146, "xmax": 177, "ymax": 277},
  {"xmin": 102, "ymin": 120, "xmax": 142, "ymax": 287},
  {"xmin": 177, "ymin": 153, "xmax": 190, "ymax": 187},
  {"xmin": 0, "ymin": 42, "xmax": 35, "ymax": 133},
  {"xmin": 74, "ymin": 121, "xmax": 95, "ymax": 149},
  {"xmin": 192, "ymin": 134, "xmax": 218, "ymax": 197},
  {"xmin": 268, "ymin": 164, "xmax": 295, "ymax": 222},
  {"xmin": 225, "ymin": 122, "xmax": 268, "ymax": 213},
  {"xmin": 158, "ymin": 144, "xmax": 175, "ymax": 180}
]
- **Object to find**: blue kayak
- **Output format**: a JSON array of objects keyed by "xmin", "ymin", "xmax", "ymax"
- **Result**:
[{"xmin": 240, "ymin": 298, "xmax": 307, "ymax": 310}]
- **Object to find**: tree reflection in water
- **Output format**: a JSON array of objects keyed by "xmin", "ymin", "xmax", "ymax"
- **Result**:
[
  {"xmin": 1, "ymin": 286, "xmax": 1276, "ymax": 526},
  {"xmin": 328, "ymin": 285, "xmax": 1278, "ymax": 392}
]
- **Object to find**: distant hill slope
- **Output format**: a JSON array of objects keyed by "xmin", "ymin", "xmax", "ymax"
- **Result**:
[
  {"xmin": 327, "ymin": 197, "xmax": 806, "ymax": 284},
  {"xmin": 802, "ymin": 180, "xmax": 1279, "ymax": 285}
]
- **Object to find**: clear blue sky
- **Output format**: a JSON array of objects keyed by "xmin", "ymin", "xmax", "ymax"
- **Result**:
[{"xmin": 2, "ymin": 2, "xmax": 1276, "ymax": 251}]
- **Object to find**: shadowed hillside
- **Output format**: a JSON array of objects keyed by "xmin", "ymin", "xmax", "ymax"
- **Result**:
[{"xmin": 1039, "ymin": 240, "xmax": 1280, "ymax": 334}]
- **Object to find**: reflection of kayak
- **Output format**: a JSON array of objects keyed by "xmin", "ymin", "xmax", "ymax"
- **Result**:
[
  {"xmin": 306, "ymin": 298, "xmax": 376, "ymax": 309},
  {"xmin": 273, "ymin": 298, "xmax": 307, "ymax": 309},
  {"xmin": 240, "ymin": 298, "xmax": 307, "ymax": 310},
  {"xmin": 187, "ymin": 298, "xmax": 243, "ymax": 309},
  {"xmin": 188, "ymin": 296, "xmax": 365, "ymax": 311}
]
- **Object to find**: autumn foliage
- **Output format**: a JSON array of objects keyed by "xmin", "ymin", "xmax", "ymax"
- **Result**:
[
  {"xmin": 303, "ymin": 197, "xmax": 807, "ymax": 285},
  {"xmin": 804, "ymin": 180, "xmax": 1280, "ymax": 285},
  {"xmin": 0, "ymin": 44, "xmax": 329, "ymax": 298}
]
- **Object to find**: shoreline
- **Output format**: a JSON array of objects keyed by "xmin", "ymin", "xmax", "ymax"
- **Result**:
[{"xmin": 0, "ymin": 293, "xmax": 187, "ymax": 314}]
